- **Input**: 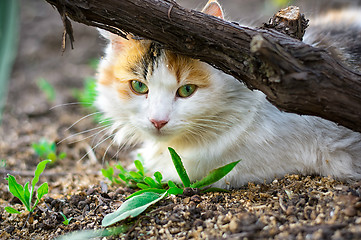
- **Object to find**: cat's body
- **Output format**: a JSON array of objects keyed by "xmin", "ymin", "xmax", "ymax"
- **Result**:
[{"xmin": 96, "ymin": 1, "xmax": 361, "ymax": 188}]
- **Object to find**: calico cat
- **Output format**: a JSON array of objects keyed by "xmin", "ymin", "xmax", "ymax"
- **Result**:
[{"xmin": 95, "ymin": 0, "xmax": 361, "ymax": 188}]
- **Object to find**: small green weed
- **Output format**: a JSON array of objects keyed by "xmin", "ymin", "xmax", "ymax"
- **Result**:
[
  {"xmin": 101, "ymin": 147, "xmax": 240, "ymax": 227},
  {"xmin": 72, "ymin": 77, "xmax": 111, "ymax": 125},
  {"xmin": 32, "ymin": 138, "xmax": 66, "ymax": 164},
  {"xmin": 4, "ymin": 160, "xmax": 51, "ymax": 214},
  {"xmin": 72, "ymin": 77, "xmax": 97, "ymax": 109},
  {"xmin": 88, "ymin": 58, "xmax": 100, "ymax": 70},
  {"xmin": 271, "ymin": 0, "xmax": 293, "ymax": 7},
  {"xmin": 60, "ymin": 212, "xmax": 73, "ymax": 225},
  {"xmin": 37, "ymin": 78, "xmax": 56, "ymax": 102},
  {"xmin": 0, "ymin": 159, "xmax": 6, "ymax": 168}
]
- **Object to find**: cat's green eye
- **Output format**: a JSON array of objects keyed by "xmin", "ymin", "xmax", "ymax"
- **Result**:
[
  {"xmin": 130, "ymin": 80, "xmax": 149, "ymax": 94},
  {"xmin": 177, "ymin": 84, "xmax": 197, "ymax": 98}
]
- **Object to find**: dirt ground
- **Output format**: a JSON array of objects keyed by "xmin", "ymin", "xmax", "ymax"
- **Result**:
[{"xmin": 0, "ymin": 0, "xmax": 361, "ymax": 239}]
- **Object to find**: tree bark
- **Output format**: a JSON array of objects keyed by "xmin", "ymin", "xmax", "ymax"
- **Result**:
[{"xmin": 45, "ymin": 0, "xmax": 361, "ymax": 132}]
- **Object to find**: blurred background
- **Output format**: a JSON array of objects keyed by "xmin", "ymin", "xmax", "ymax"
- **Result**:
[{"xmin": 1, "ymin": 0, "xmax": 361, "ymax": 175}]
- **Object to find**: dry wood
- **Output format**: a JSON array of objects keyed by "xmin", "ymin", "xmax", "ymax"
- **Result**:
[{"xmin": 44, "ymin": 0, "xmax": 361, "ymax": 132}]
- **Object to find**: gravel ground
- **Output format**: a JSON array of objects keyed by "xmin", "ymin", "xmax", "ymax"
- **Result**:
[{"xmin": 0, "ymin": 0, "xmax": 360, "ymax": 239}]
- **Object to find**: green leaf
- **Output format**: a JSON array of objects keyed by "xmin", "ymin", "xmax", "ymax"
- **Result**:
[
  {"xmin": 5, "ymin": 206, "xmax": 21, "ymax": 214},
  {"xmin": 102, "ymin": 191, "xmax": 167, "ymax": 227},
  {"xmin": 32, "ymin": 182, "xmax": 49, "ymax": 212},
  {"xmin": 59, "ymin": 152, "xmax": 67, "ymax": 159},
  {"xmin": 167, "ymin": 187, "xmax": 184, "ymax": 195},
  {"xmin": 168, "ymin": 147, "xmax": 190, "ymax": 188},
  {"xmin": 118, "ymin": 173, "xmax": 128, "ymax": 182},
  {"xmin": 136, "ymin": 154, "xmax": 145, "ymax": 165},
  {"xmin": 47, "ymin": 152, "xmax": 57, "ymax": 162},
  {"xmin": 101, "ymin": 166, "xmax": 114, "ymax": 179},
  {"xmin": 154, "ymin": 172, "xmax": 163, "ymax": 184},
  {"xmin": 134, "ymin": 160, "xmax": 144, "ymax": 176},
  {"xmin": 144, "ymin": 177, "xmax": 159, "ymax": 188},
  {"xmin": 56, "ymin": 226, "xmax": 127, "ymax": 240},
  {"xmin": 5, "ymin": 174, "xmax": 28, "ymax": 209},
  {"xmin": 126, "ymin": 188, "xmax": 167, "ymax": 199},
  {"xmin": 137, "ymin": 183, "xmax": 150, "ymax": 190},
  {"xmin": 36, "ymin": 78, "xmax": 56, "ymax": 102},
  {"xmin": 115, "ymin": 164, "xmax": 126, "ymax": 173},
  {"xmin": 23, "ymin": 181, "xmax": 31, "ymax": 210},
  {"xmin": 88, "ymin": 58, "xmax": 99, "ymax": 70},
  {"xmin": 129, "ymin": 171, "xmax": 143, "ymax": 180},
  {"xmin": 56, "ymin": 229, "xmax": 107, "ymax": 240},
  {"xmin": 32, "ymin": 160, "xmax": 51, "ymax": 190},
  {"xmin": 36, "ymin": 182, "xmax": 48, "ymax": 202},
  {"xmin": 167, "ymin": 180, "xmax": 177, "ymax": 188},
  {"xmin": 191, "ymin": 160, "xmax": 240, "ymax": 189},
  {"xmin": 60, "ymin": 212, "xmax": 73, "ymax": 225}
]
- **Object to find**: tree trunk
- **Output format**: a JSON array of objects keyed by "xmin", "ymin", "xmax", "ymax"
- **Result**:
[{"xmin": 45, "ymin": 0, "xmax": 361, "ymax": 133}]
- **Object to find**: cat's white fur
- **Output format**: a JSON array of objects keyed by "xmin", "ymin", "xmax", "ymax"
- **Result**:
[{"xmin": 96, "ymin": 7, "xmax": 361, "ymax": 188}]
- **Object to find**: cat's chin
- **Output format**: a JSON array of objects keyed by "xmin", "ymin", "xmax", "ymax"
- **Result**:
[{"xmin": 145, "ymin": 127, "xmax": 180, "ymax": 142}]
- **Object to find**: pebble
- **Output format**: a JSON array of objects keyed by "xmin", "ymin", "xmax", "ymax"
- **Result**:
[
  {"xmin": 344, "ymin": 206, "xmax": 356, "ymax": 217},
  {"xmin": 229, "ymin": 218, "xmax": 241, "ymax": 233}
]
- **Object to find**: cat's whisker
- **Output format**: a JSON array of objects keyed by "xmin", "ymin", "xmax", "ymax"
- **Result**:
[
  {"xmin": 59, "ymin": 123, "xmax": 112, "ymax": 144},
  {"xmin": 101, "ymin": 137, "xmax": 117, "ymax": 164},
  {"xmin": 67, "ymin": 124, "xmax": 113, "ymax": 145},
  {"xmin": 79, "ymin": 132, "xmax": 116, "ymax": 162},
  {"xmin": 66, "ymin": 111, "xmax": 103, "ymax": 131},
  {"xmin": 49, "ymin": 102, "xmax": 83, "ymax": 110}
]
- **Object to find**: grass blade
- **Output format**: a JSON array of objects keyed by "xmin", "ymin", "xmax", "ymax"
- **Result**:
[
  {"xmin": 168, "ymin": 147, "xmax": 190, "ymax": 188},
  {"xmin": 102, "ymin": 191, "xmax": 167, "ymax": 227},
  {"xmin": 191, "ymin": 160, "xmax": 240, "ymax": 188},
  {"xmin": 0, "ymin": 0, "xmax": 19, "ymax": 123}
]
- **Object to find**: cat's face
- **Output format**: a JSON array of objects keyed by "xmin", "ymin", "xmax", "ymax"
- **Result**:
[
  {"xmin": 96, "ymin": 36, "xmax": 235, "ymax": 146},
  {"xmin": 95, "ymin": 1, "xmax": 249, "ymax": 147}
]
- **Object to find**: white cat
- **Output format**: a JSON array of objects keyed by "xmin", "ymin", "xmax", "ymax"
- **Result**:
[{"xmin": 95, "ymin": 0, "xmax": 361, "ymax": 188}]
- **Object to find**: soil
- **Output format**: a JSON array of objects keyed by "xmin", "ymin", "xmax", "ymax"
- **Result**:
[{"xmin": 0, "ymin": 0, "xmax": 361, "ymax": 239}]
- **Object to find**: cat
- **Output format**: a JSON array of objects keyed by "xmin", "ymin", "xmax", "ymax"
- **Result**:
[{"xmin": 95, "ymin": 0, "xmax": 361, "ymax": 188}]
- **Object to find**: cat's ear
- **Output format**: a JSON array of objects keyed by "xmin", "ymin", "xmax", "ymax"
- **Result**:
[
  {"xmin": 202, "ymin": 0, "xmax": 224, "ymax": 19},
  {"xmin": 98, "ymin": 29, "xmax": 126, "ymax": 51}
]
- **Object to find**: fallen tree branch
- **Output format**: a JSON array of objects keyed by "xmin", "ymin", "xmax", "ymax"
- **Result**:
[{"xmin": 45, "ymin": 0, "xmax": 361, "ymax": 132}]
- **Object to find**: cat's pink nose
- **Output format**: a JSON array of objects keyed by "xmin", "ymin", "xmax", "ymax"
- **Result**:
[{"xmin": 150, "ymin": 119, "xmax": 168, "ymax": 130}]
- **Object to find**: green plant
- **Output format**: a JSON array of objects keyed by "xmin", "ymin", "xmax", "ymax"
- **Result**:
[
  {"xmin": 101, "ymin": 147, "xmax": 240, "ymax": 227},
  {"xmin": 60, "ymin": 212, "xmax": 73, "ymax": 225},
  {"xmin": 72, "ymin": 77, "xmax": 111, "ymax": 125},
  {"xmin": 56, "ymin": 226, "xmax": 127, "ymax": 240},
  {"xmin": 32, "ymin": 138, "xmax": 66, "ymax": 163},
  {"xmin": 4, "ymin": 160, "xmax": 51, "ymax": 214},
  {"xmin": 272, "ymin": 0, "xmax": 292, "ymax": 8},
  {"xmin": 37, "ymin": 78, "xmax": 56, "ymax": 102},
  {"xmin": 0, "ymin": 0, "xmax": 19, "ymax": 123},
  {"xmin": 73, "ymin": 77, "xmax": 98, "ymax": 108},
  {"xmin": 88, "ymin": 58, "xmax": 99, "ymax": 70},
  {"xmin": 0, "ymin": 159, "xmax": 6, "ymax": 168}
]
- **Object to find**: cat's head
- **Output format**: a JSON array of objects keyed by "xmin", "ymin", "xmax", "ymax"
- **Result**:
[{"xmin": 95, "ymin": 1, "xmax": 250, "ymax": 146}]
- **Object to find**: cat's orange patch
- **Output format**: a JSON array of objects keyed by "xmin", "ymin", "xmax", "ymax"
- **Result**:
[
  {"xmin": 98, "ymin": 37, "xmax": 152, "ymax": 100},
  {"xmin": 165, "ymin": 51, "xmax": 210, "ymax": 88}
]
